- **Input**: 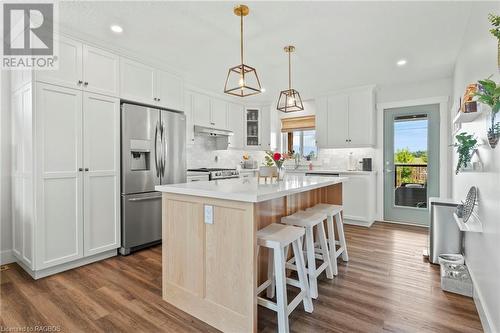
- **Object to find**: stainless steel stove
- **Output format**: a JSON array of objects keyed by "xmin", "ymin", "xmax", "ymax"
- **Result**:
[{"xmin": 187, "ymin": 168, "xmax": 239, "ymax": 180}]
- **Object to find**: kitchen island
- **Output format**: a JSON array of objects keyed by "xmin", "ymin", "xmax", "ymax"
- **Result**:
[{"xmin": 156, "ymin": 175, "xmax": 347, "ymax": 332}]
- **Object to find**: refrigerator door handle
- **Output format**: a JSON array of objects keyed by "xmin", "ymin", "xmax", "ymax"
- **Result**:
[
  {"xmin": 161, "ymin": 120, "xmax": 167, "ymax": 177},
  {"xmin": 154, "ymin": 121, "xmax": 160, "ymax": 178}
]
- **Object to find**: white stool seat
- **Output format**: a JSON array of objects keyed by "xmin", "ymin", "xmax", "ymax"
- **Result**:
[
  {"xmin": 256, "ymin": 223, "xmax": 313, "ymax": 333},
  {"xmin": 281, "ymin": 210, "xmax": 334, "ymax": 299},
  {"xmin": 257, "ymin": 223, "xmax": 305, "ymax": 248},
  {"xmin": 306, "ymin": 203, "xmax": 349, "ymax": 276}
]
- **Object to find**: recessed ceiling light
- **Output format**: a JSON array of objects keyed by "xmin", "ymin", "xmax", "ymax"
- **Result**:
[
  {"xmin": 397, "ymin": 59, "xmax": 407, "ymax": 66},
  {"xmin": 261, "ymin": 87, "xmax": 266, "ymax": 93},
  {"xmin": 110, "ymin": 25, "xmax": 123, "ymax": 33}
]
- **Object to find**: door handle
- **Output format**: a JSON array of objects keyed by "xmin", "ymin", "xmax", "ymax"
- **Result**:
[
  {"xmin": 128, "ymin": 195, "xmax": 162, "ymax": 202},
  {"xmin": 384, "ymin": 169, "xmax": 393, "ymax": 173},
  {"xmin": 154, "ymin": 121, "xmax": 160, "ymax": 178}
]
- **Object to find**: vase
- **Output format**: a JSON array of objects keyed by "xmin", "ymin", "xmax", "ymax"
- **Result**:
[
  {"xmin": 277, "ymin": 167, "xmax": 285, "ymax": 181},
  {"xmin": 488, "ymin": 131, "xmax": 499, "ymax": 149},
  {"xmin": 487, "ymin": 111, "xmax": 499, "ymax": 149}
]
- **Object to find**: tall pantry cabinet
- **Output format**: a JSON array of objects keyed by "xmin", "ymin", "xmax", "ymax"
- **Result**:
[{"xmin": 11, "ymin": 37, "xmax": 120, "ymax": 278}]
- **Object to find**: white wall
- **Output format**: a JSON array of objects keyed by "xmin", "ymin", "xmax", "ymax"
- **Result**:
[
  {"xmin": 0, "ymin": 70, "xmax": 13, "ymax": 264},
  {"xmin": 451, "ymin": 3, "xmax": 500, "ymax": 332}
]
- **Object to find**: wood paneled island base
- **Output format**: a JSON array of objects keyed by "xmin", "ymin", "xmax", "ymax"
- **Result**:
[{"xmin": 161, "ymin": 181, "xmax": 342, "ymax": 333}]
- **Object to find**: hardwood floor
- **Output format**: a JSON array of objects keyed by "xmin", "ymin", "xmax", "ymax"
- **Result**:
[{"xmin": 0, "ymin": 222, "xmax": 482, "ymax": 333}]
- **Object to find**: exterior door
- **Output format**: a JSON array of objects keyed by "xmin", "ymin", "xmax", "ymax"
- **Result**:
[
  {"xmin": 383, "ymin": 104, "xmax": 440, "ymax": 225},
  {"xmin": 35, "ymin": 83, "xmax": 84, "ymax": 269},
  {"xmin": 83, "ymin": 93, "xmax": 120, "ymax": 256}
]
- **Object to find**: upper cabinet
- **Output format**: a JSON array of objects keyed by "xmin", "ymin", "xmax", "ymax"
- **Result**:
[
  {"xmin": 190, "ymin": 91, "xmax": 229, "ymax": 130},
  {"xmin": 35, "ymin": 36, "xmax": 83, "ymax": 90},
  {"xmin": 227, "ymin": 103, "xmax": 244, "ymax": 149},
  {"xmin": 156, "ymin": 70, "xmax": 183, "ymax": 111},
  {"xmin": 35, "ymin": 37, "xmax": 119, "ymax": 97},
  {"xmin": 82, "ymin": 45, "xmax": 120, "ymax": 97},
  {"xmin": 316, "ymin": 86, "xmax": 375, "ymax": 148},
  {"xmin": 120, "ymin": 57, "xmax": 156, "ymax": 104},
  {"xmin": 120, "ymin": 57, "xmax": 184, "ymax": 111}
]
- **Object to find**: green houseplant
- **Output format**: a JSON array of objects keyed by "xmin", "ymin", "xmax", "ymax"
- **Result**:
[
  {"xmin": 488, "ymin": 13, "xmax": 500, "ymax": 70},
  {"xmin": 474, "ymin": 77, "xmax": 500, "ymax": 148},
  {"xmin": 454, "ymin": 132, "xmax": 478, "ymax": 174}
]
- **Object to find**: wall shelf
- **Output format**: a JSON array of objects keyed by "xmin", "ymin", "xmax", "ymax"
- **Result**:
[
  {"xmin": 453, "ymin": 212, "xmax": 482, "ymax": 233},
  {"xmin": 452, "ymin": 108, "xmax": 483, "ymax": 125}
]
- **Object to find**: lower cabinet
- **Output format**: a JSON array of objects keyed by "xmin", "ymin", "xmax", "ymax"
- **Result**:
[
  {"xmin": 12, "ymin": 82, "xmax": 120, "ymax": 277},
  {"xmin": 340, "ymin": 173, "xmax": 376, "ymax": 226}
]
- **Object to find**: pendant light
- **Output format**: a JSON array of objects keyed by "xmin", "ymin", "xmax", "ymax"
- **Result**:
[
  {"xmin": 277, "ymin": 45, "xmax": 304, "ymax": 112},
  {"xmin": 224, "ymin": 4, "xmax": 262, "ymax": 97}
]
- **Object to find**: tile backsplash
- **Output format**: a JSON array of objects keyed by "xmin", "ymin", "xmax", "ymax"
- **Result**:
[
  {"xmin": 187, "ymin": 135, "xmax": 375, "ymax": 170},
  {"xmin": 187, "ymin": 135, "xmax": 267, "ymax": 169}
]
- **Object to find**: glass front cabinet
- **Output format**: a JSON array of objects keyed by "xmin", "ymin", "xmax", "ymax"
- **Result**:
[{"xmin": 245, "ymin": 108, "xmax": 261, "ymax": 148}]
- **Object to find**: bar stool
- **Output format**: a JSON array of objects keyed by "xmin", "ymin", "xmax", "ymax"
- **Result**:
[
  {"xmin": 306, "ymin": 204, "xmax": 349, "ymax": 276},
  {"xmin": 256, "ymin": 223, "xmax": 313, "ymax": 333},
  {"xmin": 281, "ymin": 210, "xmax": 334, "ymax": 299}
]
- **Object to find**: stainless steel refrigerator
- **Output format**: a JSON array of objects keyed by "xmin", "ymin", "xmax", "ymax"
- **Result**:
[{"xmin": 120, "ymin": 103, "xmax": 186, "ymax": 255}]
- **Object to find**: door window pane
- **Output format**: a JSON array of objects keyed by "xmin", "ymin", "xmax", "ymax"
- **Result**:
[{"xmin": 393, "ymin": 116, "xmax": 428, "ymax": 208}]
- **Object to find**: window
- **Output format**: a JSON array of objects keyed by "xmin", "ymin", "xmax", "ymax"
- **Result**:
[{"xmin": 282, "ymin": 130, "xmax": 318, "ymax": 159}]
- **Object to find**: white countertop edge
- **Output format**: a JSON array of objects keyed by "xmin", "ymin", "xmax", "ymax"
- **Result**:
[
  {"xmin": 156, "ymin": 176, "xmax": 348, "ymax": 203},
  {"xmin": 285, "ymin": 169, "xmax": 376, "ymax": 175}
]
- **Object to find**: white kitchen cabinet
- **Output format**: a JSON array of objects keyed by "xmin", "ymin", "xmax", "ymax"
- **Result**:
[
  {"xmin": 339, "ymin": 172, "xmax": 376, "ymax": 227},
  {"xmin": 11, "ymin": 81, "xmax": 120, "ymax": 278},
  {"xmin": 210, "ymin": 98, "xmax": 228, "ymax": 129},
  {"xmin": 227, "ymin": 102, "xmax": 244, "ymax": 149},
  {"xmin": 156, "ymin": 69, "xmax": 183, "ymax": 111},
  {"xmin": 260, "ymin": 106, "xmax": 271, "ymax": 150},
  {"xmin": 35, "ymin": 36, "xmax": 83, "ymax": 89},
  {"xmin": 327, "ymin": 94, "xmax": 349, "ymax": 147},
  {"xmin": 82, "ymin": 93, "xmax": 120, "ymax": 256},
  {"xmin": 83, "ymin": 45, "xmax": 120, "ymax": 97},
  {"xmin": 185, "ymin": 92, "xmax": 195, "ymax": 144},
  {"xmin": 316, "ymin": 86, "xmax": 375, "ymax": 148},
  {"xmin": 192, "ymin": 91, "xmax": 212, "ymax": 127},
  {"xmin": 35, "ymin": 83, "xmax": 84, "ymax": 269},
  {"xmin": 120, "ymin": 57, "xmax": 156, "ymax": 104},
  {"xmin": 245, "ymin": 108, "xmax": 261, "ymax": 149},
  {"xmin": 348, "ymin": 88, "xmax": 375, "ymax": 146},
  {"xmin": 315, "ymin": 97, "xmax": 328, "ymax": 147}
]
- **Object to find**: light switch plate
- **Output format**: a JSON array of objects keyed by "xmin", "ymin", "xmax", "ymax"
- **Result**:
[{"xmin": 204, "ymin": 205, "xmax": 213, "ymax": 224}]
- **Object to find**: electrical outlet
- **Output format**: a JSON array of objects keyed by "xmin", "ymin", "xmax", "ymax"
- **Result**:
[{"xmin": 204, "ymin": 205, "xmax": 214, "ymax": 224}]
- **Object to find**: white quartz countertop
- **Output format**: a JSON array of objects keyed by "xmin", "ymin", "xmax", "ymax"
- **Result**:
[
  {"xmin": 285, "ymin": 169, "xmax": 376, "ymax": 175},
  {"xmin": 156, "ymin": 175, "xmax": 348, "ymax": 203}
]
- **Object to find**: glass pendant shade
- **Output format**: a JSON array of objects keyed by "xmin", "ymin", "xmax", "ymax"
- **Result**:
[
  {"xmin": 277, "ymin": 45, "xmax": 304, "ymax": 112},
  {"xmin": 224, "ymin": 5, "xmax": 262, "ymax": 98},
  {"xmin": 277, "ymin": 88, "xmax": 304, "ymax": 112}
]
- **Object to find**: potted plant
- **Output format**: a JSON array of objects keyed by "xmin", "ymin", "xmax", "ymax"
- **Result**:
[
  {"xmin": 474, "ymin": 77, "xmax": 500, "ymax": 148},
  {"xmin": 488, "ymin": 13, "xmax": 500, "ymax": 71},
  {"xmin": 454, "ymin": 132, "xmax": 478, "ymax": 174}
]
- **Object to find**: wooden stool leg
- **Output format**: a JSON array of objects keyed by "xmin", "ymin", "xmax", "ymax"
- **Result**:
[
  {"xmin": 317, "ymin": 222, "xmax": 333, "ymax": 279},
  {"xmin": 336, "ymin": 212, "xmax": 349, "ymax": 261},
  {"xmin": 326, "ymin": 214, "xmax": 338, "ymax": 275},
  {"xmin": 273, "ymin": 245, "xmax": 290, "ymax": 333},
  {"xmin": 267, "ymin": 248, "xmax": 275, "ymax": 298},
  {"xmin": 292, "ymin": 237, "xmax": 313, "ymax": 313},
  {"xmin": 305, "ymin": 226, "xmax": 318, "ymax": 299}
]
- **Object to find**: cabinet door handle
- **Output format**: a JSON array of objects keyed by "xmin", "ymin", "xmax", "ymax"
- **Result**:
[
  {"xmin": 78, "ymin": 168, "xmax": 83, "ymax": 172},
  {"xmin": 158, "ymin": 98, "xmax": 161, "ymax": 102},
  {"xmin": 77, "ymin": 80, "xmax": 83, "ymax": 85},
  {"xmin": 84, "ymin": 168, "xmax": 89, "ymax": 171},
  {"xmin": 83, "ymin": 82, "xmax": 88, "ymax": 86}
]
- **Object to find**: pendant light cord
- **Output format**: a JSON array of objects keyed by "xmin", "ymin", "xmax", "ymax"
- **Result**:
[
  {"xmin": 240, "ymin": 13, "xmax": 244, "ymax": 78},
  {"xmin": 288, "ymin": 49, "xmax": 292, "ymax": 90}
]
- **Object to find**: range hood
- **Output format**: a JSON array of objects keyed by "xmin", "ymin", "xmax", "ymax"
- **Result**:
[
  {"xmin": 194, "ymin": 125, "xmax": 233, "ymax": 150},
  {"xmin": 194, "ymin": 125, "xmax": 234, "ymax": 137}
]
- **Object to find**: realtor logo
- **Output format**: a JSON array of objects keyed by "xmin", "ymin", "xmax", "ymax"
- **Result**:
[{"xmin": 2, "ymin": 2, "xmax": 58, "ymax": 69}]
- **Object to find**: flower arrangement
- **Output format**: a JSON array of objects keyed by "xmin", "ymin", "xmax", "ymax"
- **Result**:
[{"xmin": 264, "ymin": 151, "xmax": 288, "ymax": 169}]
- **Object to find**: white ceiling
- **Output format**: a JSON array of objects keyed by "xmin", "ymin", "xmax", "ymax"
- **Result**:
[{"xmin": 58, "ymin": 1, "xmax": 474, "ymax": 103}]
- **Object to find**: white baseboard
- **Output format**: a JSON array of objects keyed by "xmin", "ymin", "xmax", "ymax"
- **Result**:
[
  {"xmin": 378, "ymin": 219, "xmax": 429, "ymax": 228},
  {"xmin": 0, "ymin": 249, "xmax": 16, "ymax": 265},
  {"xmin": 468, "ymin": 265, "xmax": 495, "ymax": 333},
  {"xmin": 17, "ymin": 249, "xmax": 117, "ymax": 279},
  {"xmin": 343, "ymin": 218, "xmax": 375, "ymax": 227}
]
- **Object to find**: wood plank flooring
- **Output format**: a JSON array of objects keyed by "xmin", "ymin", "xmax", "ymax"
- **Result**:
[{"xmin": 0, "ymin": 222, "xmax": 482, "ymax": 333}]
